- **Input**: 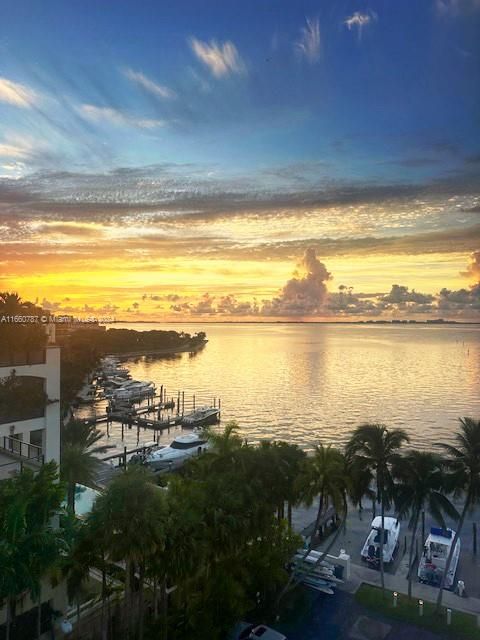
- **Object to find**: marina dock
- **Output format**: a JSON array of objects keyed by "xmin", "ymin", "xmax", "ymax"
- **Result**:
[{"xmin": 76, "ymin": 358, "xmax": 222, "ymax": 449}]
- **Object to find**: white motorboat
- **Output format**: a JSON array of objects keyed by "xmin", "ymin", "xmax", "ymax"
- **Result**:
[
  {"xmin": 103, "ymin": 378, "xmax": 139, "ymax": 398},
  {"xmin": 181, "ymin": 406, "xmax": 220, "ymax": 427},
  {"xmin": 143, "ymin": 433, "xmax": 210, "ymax": 472},
  {"xmin": 103, "ymin": 376, "xmax": 133, "ymax": 389},
  {"xmin": 101, "ymin": 357, "xmax": 130, "ymax": 377},
  {"xmin": 103, "ymin": 365, "xmax": 129, "ymax": 376},
  {"xmin": 361, "ymin": 516, "xmax": 400, "ymax": 566},
  {"xmin": 418, "ymin": 527, "xmax": 460, "ymax": 589},
  {"xmin": 112, "ymin": 381, "xmax": 155, "ymax": 401}
]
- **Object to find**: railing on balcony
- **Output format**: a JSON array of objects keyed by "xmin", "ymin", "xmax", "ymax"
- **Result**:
[
  {"xmin": 0, "ymin": 436, "xmax": 44, "ymax": 463},
  {"xmin": 0, "ymin": 459, "xmax": 22, "ymax": 479}
]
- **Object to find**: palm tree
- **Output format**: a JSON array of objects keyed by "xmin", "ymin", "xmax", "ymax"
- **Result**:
[
  {"xmin": 0, "ymin": 463, "xmax": 65, "ymax": 640},
  {"xmin": 435, "ymin": 417, "xmax": 480, "ymax": 611},
  {"xmin": 204, "ymin": 421, "xmax": 243, "ymax": 457},
  {"xmin": 347, "ymin": 455, "xmax": 376, "ymax": 515},
  {"xmin": 60, "ymin": 419, "xmax": 110, "ymax": 513},
  {"xmin": 267, "ymin": 441, "xmax": 306, "ymax": 528},
  {"xmin": 275, "ymin": 445, "xmax": 349, "ymax": 611},
  {"xmin": 0, "ymin": 294, "xmax": 48, "ymax": 364},
  {"xmin": 393, "ymin": 450, "xmax": 459, "ymax": 599},
  {"xmin": 345, "ymin": 423, "xmax": 409, "ymax": 595},
  {"xmin": 88, "ymin": 464, "xmax": 168, "ymax": 640},
  {"xmin": 0, "ymin": 291, "xmax": 23, "ymax": 314},
  {"xmin": 301, "ymin": 444, "xmax": 347, "ymax": 544}
]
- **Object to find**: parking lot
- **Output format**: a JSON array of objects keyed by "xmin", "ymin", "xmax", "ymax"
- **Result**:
[{"xmin": 292, "ymin": 497, "xmax": 480, "ymax": 597}]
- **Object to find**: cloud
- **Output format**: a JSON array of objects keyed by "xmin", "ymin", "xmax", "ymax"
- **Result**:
[
  {"xmin": 217, "ymin": 295, "xmax": 259, "ymax": 315},
  {"xmin": 295, "ymin": 17, "xmax": 321, "ymax": 63},
  {"xmin": 163, "ymin": 249, "xmax": 477, "ymax": 319},
  {"xmin": 327, "ymin": 287, "xmax": 382, "ymax": 316},
  {"xmin": 262, "ymin": 247, "xmax": 332, "ymax": 316},
  {"xmin": 0, "ymin": 76, "xmax": 37, "ymax": 108},
  {"xmin": 381, "ymin": 284, "xmax": 435, "ymax": 305},
  {"xmin": 436, "ymin": 0, "xmax": 480, "ymax": 16},
  {"xmin": 461, "ymin": 251, "xmax": 480, "ymax": 280},
  {"xmin": 0, "ymin": 137, "xmax": 34, "ymax": 160},
  {"xmin": 344, "ymin": 11, "xmax": 377, "ymax": 39},
  {"xmin": 122, "ymin": 68, "xmax": 176, "ymax": 99},
  {"xmin": 33, "ymin": 222, "xmax": 101, "ymax": 237},
  {"xmin": 0, "ymin": 134, "xmax": 51, "ymax": 163},
  {"xmin": 172, "ymin": 293, "xmax": 217, "ymax": 315},
  {"xmin": 189, "ymin": 38, "xmax": 246, "ymax": 77},
  {"xmin": 438, "ymin": 283, "xmax": 480, "ymax": 314},
  {"xmin": 385, "ymin": 156, "xmax": 440, "ymax": 168},
  {"xmin": 151, "ymin": 293, "xmax": 180, "ymax": 302},
  {"xmin": 77, "ymin": 104, "xmax": 165, "ymax": 129}
]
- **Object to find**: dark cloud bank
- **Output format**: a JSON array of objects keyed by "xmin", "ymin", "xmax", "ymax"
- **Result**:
[{"xmin": 170, "ymin": 249, "xmax": 480, "ymax": 319}]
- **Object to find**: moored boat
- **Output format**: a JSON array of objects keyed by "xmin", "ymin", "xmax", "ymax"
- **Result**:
[
  {"xmin": 111, "ymin": 381, "xmax": 156, "ymax": 401},
  {"xmin": 143, "ymin": 432, "xmax": 210, "ymax": 472},
  {"xmin": 181, "ymin": 406, "xmax": 220, "ymax": 427}
]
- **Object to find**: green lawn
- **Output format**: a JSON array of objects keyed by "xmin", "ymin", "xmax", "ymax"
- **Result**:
[{"xmin": 355, "ymin": 584, "xmax": 480, "ymax": 640}]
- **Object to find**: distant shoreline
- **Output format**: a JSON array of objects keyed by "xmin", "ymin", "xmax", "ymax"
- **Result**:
[
  {"xmin": 107, "ymin": 320, "xmax": 480, "ymax": 326},
  {"xmin": 106, "ymin": 340, "xmax": 208, "ymax": 358}
]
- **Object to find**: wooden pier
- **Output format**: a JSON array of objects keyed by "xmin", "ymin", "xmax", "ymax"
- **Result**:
[{"xmin": 83, "ymin": 389, "xmax": 221, "ymax": 447}]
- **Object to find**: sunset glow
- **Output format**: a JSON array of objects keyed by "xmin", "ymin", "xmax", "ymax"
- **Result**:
[{"xmin": 1, "ymin": 1, "xmax": 479, "ymax": 321}]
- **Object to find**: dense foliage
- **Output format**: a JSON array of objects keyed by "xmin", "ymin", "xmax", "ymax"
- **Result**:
[
  {"xmin": 58, "ymin": 331, "xmax": 102, "ymax": 413},
  {"xmin": 0, "ymin": 463, "xmax": 65, "ymax": 640},
  {"xmin": 60, "ymin": 419, "xmax": 109, "ymax": 513},
  {"xmin": 0, "ymin": 371, "xmax": 48, "ymax": 424},
  {"xmin": 1, "ymin": 418, "xmax": 479, "ymax": 640},
  {"xmin": 68, "ymin": 427, "xmax": 303, "ymax": 640},
  {"xmin": 0, "ymin": 293, "xmax": 48, "ymax": 365},
  {"xmin": 95, "ymin": 328, "xmax": 207, "ymax": 354}
]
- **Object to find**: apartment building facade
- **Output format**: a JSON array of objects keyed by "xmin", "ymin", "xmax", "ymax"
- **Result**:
[{"xmin": 0, "ymin": 332, "xmax": 61, "ymax": 477}]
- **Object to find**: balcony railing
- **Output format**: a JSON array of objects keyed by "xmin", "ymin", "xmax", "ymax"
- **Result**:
[
  {"xmin": 0, "ymin": 459, "xmax": 22, "ymax": 479},
  {"xmin": 0, "ymin": 436, "xmax": 44, "ymax": 463}
]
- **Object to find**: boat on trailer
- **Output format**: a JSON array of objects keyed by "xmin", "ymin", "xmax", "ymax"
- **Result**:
[
  {"xmin": 418, "ymin": 527, "xmax": 460, "ymax": 589},
  {"xmin": 361, "ymin": 516, "xmax": 400, "ymax": 567}
]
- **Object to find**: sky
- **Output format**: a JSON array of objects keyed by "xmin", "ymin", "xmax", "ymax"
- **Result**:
[{"xmin": 0, "ymin": 0, "xmax": 479, "ymax": 321}]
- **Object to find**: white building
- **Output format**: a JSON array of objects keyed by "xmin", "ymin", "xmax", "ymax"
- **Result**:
[
  {"xmin": 0, "ymin": 326, "xmax": 67, "ymax": 638},
  {"xmin": 0, "ymin": 332, "xmax": 61, "ymax": 477}
]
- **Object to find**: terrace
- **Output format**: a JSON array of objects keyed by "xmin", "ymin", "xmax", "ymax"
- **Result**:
[{"xmin": 0, "ymin": 435, "xmax": 44, "ymax": 479}]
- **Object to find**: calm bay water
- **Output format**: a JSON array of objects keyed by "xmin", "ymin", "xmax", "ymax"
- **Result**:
[{"xmin": 96, "ymin": 323, "xmax": 480, "ymax": 452}]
